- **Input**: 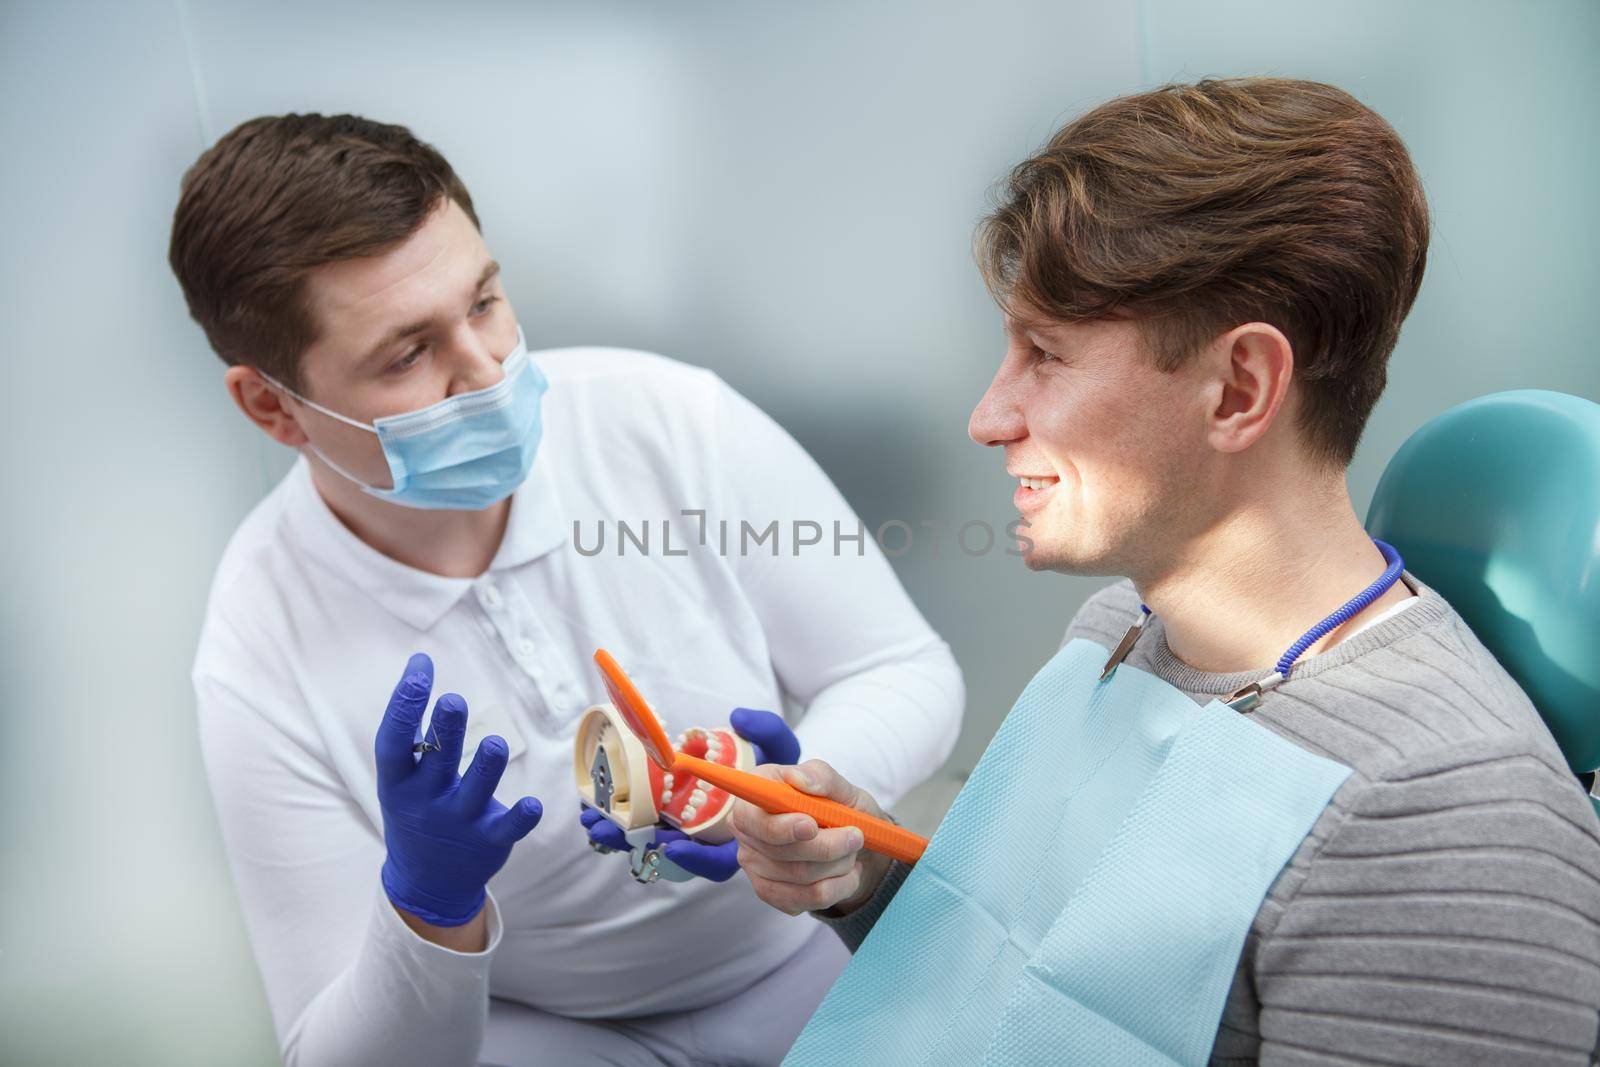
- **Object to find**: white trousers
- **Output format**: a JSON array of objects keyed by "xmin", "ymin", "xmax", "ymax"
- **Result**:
[{"xmin": 477, "ymin": 923, "xmax": 849, "ymax": 1067}]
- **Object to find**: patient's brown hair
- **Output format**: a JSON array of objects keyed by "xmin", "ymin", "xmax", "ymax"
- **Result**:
[
  {"xmin": 168, "ymin": 113, "xmax": 479, "ymax": 393},
  {"xmin": 977, "ymin": 77, "xmax": 1430, "ymax": 467}
]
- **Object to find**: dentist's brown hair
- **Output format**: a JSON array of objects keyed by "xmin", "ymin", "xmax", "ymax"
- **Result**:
[
  {"xmin": 977, "ymin": 77, "xmax": 1430, "ymax": 468},
  {"xmin": 168, "ymin": 113, "xmax": 480, "ymax": 394}
]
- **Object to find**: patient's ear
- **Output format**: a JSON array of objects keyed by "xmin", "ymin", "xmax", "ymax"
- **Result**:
[
  {"xmin": 225, "ymin": 364, "xmax": 308, "ymax": 447},
  {"xmin": 1203, "ymin": 323, "xmax": 1293, "ymax": 455}
]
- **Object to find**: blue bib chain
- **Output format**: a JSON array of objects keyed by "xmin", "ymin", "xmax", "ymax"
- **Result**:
[{"xmin": 1100, "ymin": 539, "xmax": 1406, "ymax": 713}]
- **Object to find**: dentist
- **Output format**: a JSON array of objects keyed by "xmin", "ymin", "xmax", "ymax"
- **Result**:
[{"xmin": 172, "ymin": 113, "xmax": 962, "ymax": 1066}]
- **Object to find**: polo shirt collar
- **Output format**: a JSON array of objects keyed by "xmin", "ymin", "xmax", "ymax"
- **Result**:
[{"xmin": 283, "ymin": 456, "xmax": 568, "ymax": 631}]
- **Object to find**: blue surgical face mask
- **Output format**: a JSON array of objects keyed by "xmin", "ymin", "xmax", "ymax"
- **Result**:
[{"xmin": 266, "ymin": 326, "xmax": 548, "ymax": 511}]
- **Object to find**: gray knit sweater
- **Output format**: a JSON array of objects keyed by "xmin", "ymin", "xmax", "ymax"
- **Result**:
[{"xmin": 820, "ymin": 575, "xmax": 1600, "ymax": 1064}]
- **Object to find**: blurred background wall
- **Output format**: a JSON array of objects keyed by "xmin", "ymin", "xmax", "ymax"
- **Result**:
[{"xmin": 1, "ymin": 1, "xmax": 1595, "ymax": 1062}]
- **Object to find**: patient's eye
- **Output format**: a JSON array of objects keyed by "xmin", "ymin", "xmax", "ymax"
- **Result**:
[
  {"xmin": 1021, "ymin": 330, "xmax": 1063, "ymax": 366},
  {"xmin": 471, "ymin": 294, "xmax": 501, "ymax": 316}
]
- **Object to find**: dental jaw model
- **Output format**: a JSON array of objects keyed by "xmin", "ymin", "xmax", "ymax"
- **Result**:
[{"xmin": 573, "ymin": 702, "xmax": 755, "ymax": 883}]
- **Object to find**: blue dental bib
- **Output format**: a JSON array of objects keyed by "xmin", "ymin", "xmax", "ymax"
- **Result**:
[{"xmin": 785, "ymin": 638, "xmax": 1351, "ymax": 1066}]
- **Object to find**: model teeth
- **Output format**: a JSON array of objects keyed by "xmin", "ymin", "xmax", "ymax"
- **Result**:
[
  {"xmin": 1019, "ymin": 477, "xmax": 1056, "ymax": 491},
  {"xmin": 660, "ymin": 789, "xmax": 673, "ymax": 803},
  {"xmin": 681, "ymin": 805, "xmax": 698, "ymax": 822},
  {"xmin": 662, "ymin": 773, "xmax": 674, "ymax": 788},
  {"xmin": 690, "ymin": 788, "xmax": 708, "ymax": 807}
]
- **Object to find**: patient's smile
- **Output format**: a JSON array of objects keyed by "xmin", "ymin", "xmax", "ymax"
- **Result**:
[{"xmin": 1012, "ymin": 472, "xmax": 1060, "ymax": 512}]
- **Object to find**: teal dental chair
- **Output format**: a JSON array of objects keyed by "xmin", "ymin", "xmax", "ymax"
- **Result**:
[{"xmin": 1366, "ymin": 390, "xmax": 1600, "ymax": 818}]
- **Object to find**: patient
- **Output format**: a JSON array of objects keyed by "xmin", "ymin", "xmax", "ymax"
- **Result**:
[{"xmin": 730, "ymin": 78, "xmax": 1600, "ymax": 1063}]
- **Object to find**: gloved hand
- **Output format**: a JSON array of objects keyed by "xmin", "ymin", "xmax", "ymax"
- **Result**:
[
  {"xmin": 376, "ymin": 652, "xmax": 544, "ymax": 926},
  {"xmin": 579, "ymin": 706, "xmax": 800, "ymax": 882}
]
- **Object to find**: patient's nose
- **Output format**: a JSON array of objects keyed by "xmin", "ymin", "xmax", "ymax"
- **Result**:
[{"xmin": 969, "ymin": 371, "xmax": 1026, "ymax": 447}]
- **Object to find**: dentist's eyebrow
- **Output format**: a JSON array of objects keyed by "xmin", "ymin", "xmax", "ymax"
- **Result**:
[
  {"xmin": 358, "ymin": 260, "xmax": 502, "ymax": 367},
  {"xmin": 474, "ymin": 260, "xmax": 501, "ymax": 292},
  {"xmin": 361, "ymin": 317, "xmax": 432, "ymax": 367}
]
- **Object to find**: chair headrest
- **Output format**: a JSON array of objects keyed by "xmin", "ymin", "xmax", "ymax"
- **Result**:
[{"xmin": 1366, "ymin": 390, "xmax": 1600, "ymax": 774}]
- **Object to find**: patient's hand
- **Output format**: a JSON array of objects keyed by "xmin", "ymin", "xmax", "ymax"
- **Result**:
[{"xmin": 728, "ymin": 760, "xmax": 893, "ymax": 917}]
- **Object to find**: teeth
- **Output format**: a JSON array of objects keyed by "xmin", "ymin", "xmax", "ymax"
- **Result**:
[
  {"xmin": 1019, "ymin": 477, "xmax": 1056, "ymax": 491},
  {"xmin": 662, "ymin": 773, "xmax": 674, "ymax": 788},
  {"xmin": 681, "ymin": 805, "xmax": 698, "ymax": 822},
  {"xmin": 690, "ymin": 789, "xmax": 707, "ymax": 807},
  {"xmin": 660, "ymin": 789, "xmax": 673, "ymax": 803}
]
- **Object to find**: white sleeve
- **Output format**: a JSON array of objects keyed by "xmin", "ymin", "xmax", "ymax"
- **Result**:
[
  {"xmin": 710, "ymin": 378, "xmax": 965, "ymax": 809},
  {"xmin": 194, "ymin": 657, "xmax": 499, "ymax": 1067}
]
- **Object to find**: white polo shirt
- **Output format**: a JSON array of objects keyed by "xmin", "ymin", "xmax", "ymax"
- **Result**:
[{"xmin": 192, "ymin": 347, "xmax": 964, "ymax": 1065}]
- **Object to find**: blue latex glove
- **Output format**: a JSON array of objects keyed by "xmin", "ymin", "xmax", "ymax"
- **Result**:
[
  {"xmin": 376, "ymin": 653, "xmax": 544, "ymax": 926},
  {"xmin": 580, "ymin": 706, "xmax": 800, "ymax": 882}
]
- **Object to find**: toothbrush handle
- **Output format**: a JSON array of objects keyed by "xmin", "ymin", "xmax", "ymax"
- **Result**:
[{"xmin": 675, "ymin": 754, "xmax": 927, "ymax": 864}]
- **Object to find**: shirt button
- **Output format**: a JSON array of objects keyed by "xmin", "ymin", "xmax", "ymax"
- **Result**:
[
  {"xmin": 482, "ymin": 586, "xmax": 501, "ymax": 608},
  {"xmin": 516, "ymin": 638, "xmax": 534, "ymax": 657}
]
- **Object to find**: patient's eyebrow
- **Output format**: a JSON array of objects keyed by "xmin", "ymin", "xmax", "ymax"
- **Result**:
[
  {"xmin": 358, "ymin": 260, "xmax": 502, "ymax": 367},
  {"xmin": 1005, "ymin": 316, "xmax": 1049, "ymax": 341}
]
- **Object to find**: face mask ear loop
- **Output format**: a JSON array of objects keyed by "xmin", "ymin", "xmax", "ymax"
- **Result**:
[
  {"xmin": 256, "ymin": 370, "xmax": 379, "ymax": 435},
  {"xmin": 300, "ymin": 440, "xmax": 394, "ymax": 497},
  {"xmin": 256, "ymin": 370, "xmax": 393, "ymax": 495}
]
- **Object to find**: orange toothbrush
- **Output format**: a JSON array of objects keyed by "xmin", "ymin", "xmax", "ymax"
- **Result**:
[{"xmin": 593, "ymin": 649, "xmax": 928, "ymax": 865}]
